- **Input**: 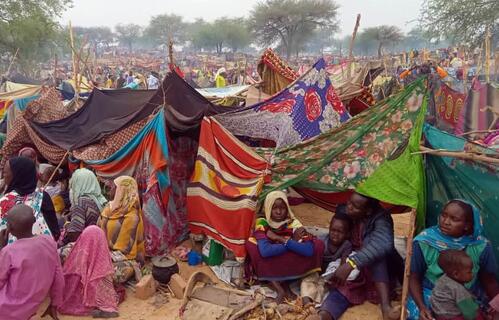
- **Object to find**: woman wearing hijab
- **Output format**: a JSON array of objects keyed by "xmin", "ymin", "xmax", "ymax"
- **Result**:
[
  {"xmin": 407, "ymin": 200, "xmax": 499, "ymax": 320},
  {"xmin": 58, "ymin": 226, "xmax": 119, "ymax": 318},
  {"xmin": 98, "ymin": 176, "xmax": 145, "ymax": 283},
  {"xmin": 0, "ymin": 157, "xmax": 60, "ymax": 241},
  {"xmin": 60, "ymin": 168, "xmax": 107, "ymax": 246},
  {"xmin": 245, "ymin": 190, "xmax": 324, "ymax": 303}
]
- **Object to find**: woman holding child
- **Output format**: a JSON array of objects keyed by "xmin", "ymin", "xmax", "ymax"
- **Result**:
[
  {"xmin": 245, "ymin": 190, "xmax": 324, "ymax": 303},
  {"xmin": 407, "ymin": 199, "xmax": 499, "ymax": 320}
]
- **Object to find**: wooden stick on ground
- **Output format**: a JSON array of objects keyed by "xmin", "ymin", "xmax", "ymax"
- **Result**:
[{"xmin": 400, "ymin": 208, "xmax": 417, "ymax": 320}]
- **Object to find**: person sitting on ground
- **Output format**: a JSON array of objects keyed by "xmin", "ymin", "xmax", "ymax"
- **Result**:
[
  {"xmin": 318, "ymin": 192, "xmax": 403, "ymax": 320},
  {"xmin": 98, "ymin": 176, "xmax": 145, "ymax": 283},
  {"xmin": 407, "ymin": 199, "xmax": 499, "ymax": 320},
  {"xmin": 0, "ymin": 204, "xmax": 64, "ymax": 320},
  {"xmin": 301, "ymin": 206, "xmax": 357, "ymax": 305},
  {"xmin": 58, "ymin": 225, "xmax": 119, "ymax": 318},
  {"xmin": 0, "ymin": 157, "xmax": 60, "ymax": 241},
  {"xmin": 430, "ymin": 250, "xmax": 485, "ymax": 320},
  {"xmin": 245, "ymin": 190, "xmax": 324, "ymax": 304},
  {"xmin": 60, "ymin": 168, "xmax": 107, "ymax": 246}
]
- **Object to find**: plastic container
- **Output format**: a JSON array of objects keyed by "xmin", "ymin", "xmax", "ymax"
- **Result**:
[{"xmin": 202, "ymin": 239, "xmax": 224, "ymax": 266}]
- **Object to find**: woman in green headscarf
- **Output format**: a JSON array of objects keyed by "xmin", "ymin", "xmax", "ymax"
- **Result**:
[{"xmin": 60, "ymin": 168, "xmax": 108, "ymax": 246}]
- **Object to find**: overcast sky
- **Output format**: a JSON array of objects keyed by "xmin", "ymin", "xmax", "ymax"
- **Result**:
[{"xmin": 61, "ymin": 0, "xmax": 423, "ymax": 36}]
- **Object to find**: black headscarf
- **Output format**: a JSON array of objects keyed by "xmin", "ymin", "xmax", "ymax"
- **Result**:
[{"xmin": 6, "ymin": 157, "xmax": 37, "ymax": 196}]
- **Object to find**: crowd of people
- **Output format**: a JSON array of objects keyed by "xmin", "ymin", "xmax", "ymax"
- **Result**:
[{"xmin": 0, "ymin": 150, "xmax": 145, "ymax": 319}]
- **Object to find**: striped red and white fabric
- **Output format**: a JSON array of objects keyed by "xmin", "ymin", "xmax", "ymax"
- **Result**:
[{"xmin": 187, "ymin": 117, "xmax": 270, "ymax": 259}]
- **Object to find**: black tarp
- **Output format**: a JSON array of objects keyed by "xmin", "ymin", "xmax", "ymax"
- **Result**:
[
  {"xmin": 29, "ymin": 71, "xmax": 231, "ymax": 150},
  {"xmin": 162, "ymin": 71, "xmax": 229, "ymax": 136},
  {"xmin": 29, "ymin": 88, "xmax": 159, "ymax": 150}
]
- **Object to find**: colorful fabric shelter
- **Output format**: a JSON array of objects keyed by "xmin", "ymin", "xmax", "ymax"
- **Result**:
[
  {"xmin": 259, "ymin": 77, "xmax": 428, "ymax": 226},
  {"xmin": 432, "ymin": 80, "xmax": 466, "ymax": 133},
  {"xmin": 425, "ymin": 124, "xmax": 499, "ymax": 268},
  {"xmin": 257, "ymin": 48, "xmax": 299, "ymax": 95},
  {"xmin": 80, "ymin": 110, "xmax": 182, "ymax": 255},
  {"xmin": 456, "ymin": 80, "xmax": 498, "ymax": 139},
  {"xmin": 187, "ymin": 118, "xmax": 270, "ymax": 258},
  {"xmin": 215, "ymin": 58, "xmax": 350, "ymax": 148}
]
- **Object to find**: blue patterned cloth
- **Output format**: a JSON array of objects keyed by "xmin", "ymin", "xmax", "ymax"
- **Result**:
[{"xmin": 215, "ymin": 58, "xmax": 350, "ymax": 148}]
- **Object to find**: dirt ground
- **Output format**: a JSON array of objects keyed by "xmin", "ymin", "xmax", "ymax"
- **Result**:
[{"xmin": 33, "ymin": 202, "xmax": 410, "ymax": 320}]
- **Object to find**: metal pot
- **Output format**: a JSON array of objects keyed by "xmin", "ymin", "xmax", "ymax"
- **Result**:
[{"xmin": 151, "ymin": 255, "xmax": 179, "ymax": 284}]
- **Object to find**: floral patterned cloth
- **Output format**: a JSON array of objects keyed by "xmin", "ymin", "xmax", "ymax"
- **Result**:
[
  {"xmin": 215, "ymin": 58, "xmax": 350, "ymax": 148},
  {"xmin": 0, "ymin": 189, "xmax": 52, "ymax": 243},
  {"xmin": 258, "ymin": 77, "xmax": 428, "ymax": 199}
]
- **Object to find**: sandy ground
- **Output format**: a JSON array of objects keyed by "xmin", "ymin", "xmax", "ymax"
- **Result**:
[{"xmin": 32, "ymin": 202, "xmax": 410, "ymax": 320}]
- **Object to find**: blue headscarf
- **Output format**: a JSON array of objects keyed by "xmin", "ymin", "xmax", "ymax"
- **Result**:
[{"xmin": 415, "ymin": 199, "xmax": 485, "ymax": 251}]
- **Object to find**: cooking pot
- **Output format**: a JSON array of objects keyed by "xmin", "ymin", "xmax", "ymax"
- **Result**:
[{"xmin": 151, "ymin": 255, "xmax": 179, "ymax": 284}]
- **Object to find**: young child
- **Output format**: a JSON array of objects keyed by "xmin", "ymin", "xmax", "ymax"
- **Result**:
[
  {"xmin": 0, "ymin": 204, "xmax": 64, "ymax": 320},
  {"xmin": 301, "ymin": 206, "xmax": 359, "ymax": 305},
  {"xmin": 430, "ymin": 249, "xmax": 484, "ymax": 320}
]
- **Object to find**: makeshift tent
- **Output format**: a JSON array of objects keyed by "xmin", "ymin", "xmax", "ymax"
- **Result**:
[
  {"xmin": 80, "ymin": 110, "xmax": 180, "ymax": 255},
  {"xmin": 432, "ymin": 80, "xmax": 466, "ymax": 133},
  {"xmin": 29, "ymin": 88, "xmax": 159, "ymax": 150},
  {"xmin": 424, "ymin": 124, "xmax": 499, "ymax": 270},
  {"xmin": 257, "ymin": 48, "xmax": 299, "ymax": 95},
  {"xmin": 0, "ymin": 83, "xmax": 43, "ymax": 126},
  {"xmin": 215, "ymin": 58, "xmax": 350, "ymax": 148},
  {"xmin": 187, "ymin": 117, "xmax": 270, "ymax": 258},
  {"xmin": 187, "ymin": 77, "xmax": 428, "ymax": 259},
  {"xmin": 259, "ymin": 77, "xmax": 428, "ymax": 226},
  {"xmin": 456, "ymin": 80, "xmax": 498, "ymax": 138},
  {"xmin": 328, "ymin": 61, "xmax": 384, "ymax": 102}
]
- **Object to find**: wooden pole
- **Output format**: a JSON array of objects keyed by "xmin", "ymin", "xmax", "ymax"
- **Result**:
[
  {"xmin": 53, "ymin": 53, "xmax": 58, "ymax": 86},
  {"xmin": 413, "ymin": 145, "xmax": 499, "ymax": 164},
  {"xmin": 68, "ymin": 21, "xmax": 77, "ymax": 96},
  {"xmin": 485, "ymin": 27, "xmax": 491, "ymax": 83},
  {"xmin": 5, "ymin": 48, "xmax": 19, "ymax": 76},
  {"xmin": 348, "ymin": 14, "xmax": 361, "ymax": 61},
  {"xmin": 168, "ymin": 39, "xmax": 174, "ymax": 67},
  {"xmin": 400, "ymin": 208, "xmax": 417, "ymax": 320}
]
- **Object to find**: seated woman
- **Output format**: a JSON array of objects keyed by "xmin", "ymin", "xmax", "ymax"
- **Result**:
[
  {"xmin": 0, "ymin": 157, "xmax": 60, "ymax": 241},
  {"xmin": 407, "ymin": 199, "xmax": 499, "ymax": 320},
  {"xmin": 58, "ymin": 226, "xmax": 119, "ymax": 318},
  {"xmin": 318, "ymin": 192, "xmax": 403, "ymax": 320},
  {"xmin": 60, "ymin": 168, "xmax": 108, "ymax": 246},
  {"xmin": 245, "ymin": 190, "xmax": 324, "ymax": 303},
  {"xmin": 98, "ymin": 176, "xmax": 145, "ymax": 283}
]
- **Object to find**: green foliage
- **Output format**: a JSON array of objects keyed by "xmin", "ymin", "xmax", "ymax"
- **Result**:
[
  {"xmin": 249, "ymin": 0, "xmax": 339, "ymax": 59},
  {"xmin": 145, "ymin": 14, "xmax": 185, "ymax": 46},
  {"xmin": 187, "ymin": 17, "xmax": 251, "ymax": 53},
  {"xmin": 73, "ymin": 26, "xmax": 115, "ymax": 47},
  {"xmin": 360, "ymin": 25, "xmax": 404, "ymax": 57},
  {"xmin": 115, "ymin": 23, "xmax": 142, "ymax": 52},
  {"xmin": 420, "ymin": 0, "xmax": 498, "ymax": 45},
  {"xmin": 0, "ymin": 0, "xmax": 72, "ymax": 72}
]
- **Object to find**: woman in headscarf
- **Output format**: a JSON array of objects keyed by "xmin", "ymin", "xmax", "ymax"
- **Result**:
[
  {"xmin": 60, "ymin": 168, "xmax": 107, "ymax": 246},
  {"xmin": 407, "ymin": 199, "xmax": 499, "ymax": 320},
  {"xmin": 0, "ymin": 157, "xmax": 60, "ymax": 241},
  {"xmin": 58, "ymin": 226, "xmax": 119, "ymax": 318},
  {"xmin": 245, "ymin": 190, "xmax": 324, "ymax": 303},
  {"xmin": 215, "ymin": 67, "xmax": 227, "ymax": 88},
  {"xmin": 98, "ymin": 176, "xmax": 145, "ymax": 283}
]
